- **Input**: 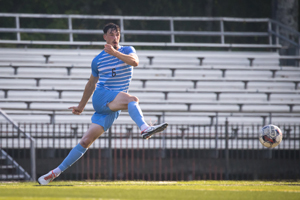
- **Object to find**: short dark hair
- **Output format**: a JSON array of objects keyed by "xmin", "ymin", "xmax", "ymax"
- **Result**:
[{"xmin": 103, "ymin": 23, "xmax": 120, "ymax": 34}]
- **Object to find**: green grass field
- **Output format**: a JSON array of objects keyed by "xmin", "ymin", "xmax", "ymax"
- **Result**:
[{"xmin": 0, "ymin": 181, "xmax": 299, "ymax": 200}]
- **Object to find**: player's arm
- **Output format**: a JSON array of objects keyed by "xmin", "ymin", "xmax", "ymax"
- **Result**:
[
  {"xmin": 68, "ymin": 74, "xmax": 98, "ymax": 115},
  {"xmin": 104, "ymin": 44, "xmax": 139, "ymax": 67}
]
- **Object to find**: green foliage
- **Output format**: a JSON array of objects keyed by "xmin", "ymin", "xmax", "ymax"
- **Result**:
[{"xmin": 0, "ymin": 0, "xmax": 272, "ymax": 19}]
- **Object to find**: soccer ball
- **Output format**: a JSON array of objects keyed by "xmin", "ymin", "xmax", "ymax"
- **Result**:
[{"xmin": 259, "ymin": 124, "xmax": 283, "ymax": 148}]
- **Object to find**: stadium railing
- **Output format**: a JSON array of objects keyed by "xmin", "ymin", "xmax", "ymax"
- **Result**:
[
  {"xmin": 0, "ymin": 109, "xmax": 36, "ymax": 181},
  {"xmin": 1, "ymin": 121, "xmax": 299, "ymax": 180},
  {"xmin": 1, "ymin": 13, "xmax": 298, "ymax": 52}
]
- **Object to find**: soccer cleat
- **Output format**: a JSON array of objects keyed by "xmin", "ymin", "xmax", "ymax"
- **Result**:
[
  {"xmin": 37, "ymin": 170, "xmax": 57, "ymax": 185},
  {"xmin": 141, "ymin": 122, "xmax": 168, "ymax": 139}
]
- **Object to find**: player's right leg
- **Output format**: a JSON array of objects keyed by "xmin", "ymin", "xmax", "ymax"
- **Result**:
[
  {"xmin": 108, "ymin": 92, "xmax": 168, "ymax": 139},
  {"xmin": 37, "ymin": 123, "xmax": 105, "ymax": 185}
]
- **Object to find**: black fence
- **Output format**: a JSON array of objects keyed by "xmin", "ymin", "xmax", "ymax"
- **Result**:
[{"xmin": 0, "ymin": 122, "xmax": 299, "ymax": 181}]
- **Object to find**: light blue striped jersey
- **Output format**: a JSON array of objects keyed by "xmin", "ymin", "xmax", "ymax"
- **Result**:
[{"xmin": 91, "ymin": 46, "xmax": 136, "ymax": 92}]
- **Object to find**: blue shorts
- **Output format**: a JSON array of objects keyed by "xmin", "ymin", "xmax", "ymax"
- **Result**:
[{"xmin": 91, "ymin": 87, "xmax": 121, "ymax": 131}]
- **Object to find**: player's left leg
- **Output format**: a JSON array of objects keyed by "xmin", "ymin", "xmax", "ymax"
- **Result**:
[{"xmin": 38, "ymin": 123, "xmax": 105, "ymax": 185}]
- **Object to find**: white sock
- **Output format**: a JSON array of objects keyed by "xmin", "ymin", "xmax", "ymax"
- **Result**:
[
  {"xmin": 140, "ymin": 123, "xmax": 149, "ymax": 132},
  {"xmin": 53, "ymin": 167, "xmax": 62, "ymax": 176}
]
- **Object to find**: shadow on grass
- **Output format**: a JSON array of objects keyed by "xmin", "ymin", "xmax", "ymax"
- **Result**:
[{"xmin": 35, "ymin": 185, "xmax": 74, "ymax": 187}]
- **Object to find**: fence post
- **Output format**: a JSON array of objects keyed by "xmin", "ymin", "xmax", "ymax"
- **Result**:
[
  {"xmin": 120, "ymin": 18, "xmax": 125, "ymax": 43},
  {"xmin": 298, "ymin": 36, "xmax": 300, "ymax": 58},
  {"xmin": 15, "ymin": 15, "xmax": 20, "ymax": 41},
  {"xmin": 161, "ymin": 111, "xmax": 166, "ymax": 158},
  {"xmin": 68, "ymin": 17, "xmax": 73, "ymax": 42},
  {"xmin": 215, "ymin": 112, "xmax": 219, "ymax": 158},
  {"xmin": 275, "ymin": 23, "xmax": 280, "ymax": 54},
  {"xmin": 268, "ymin": 20, "xmax": 272, "ymax": 47},
  {"xmin": 108, "ymin": 128, "xmax": 113, "ymax": 180},
  {"xmin": 170, "ymin": 18, "xmax": 174, "ymax": 43},
  {"xmin": 30, "ymin": 138, "xmax": 36, "ymax": 181},
  {"xmin": 225, "ymin": 118, "xmax": 229, "ymax": 180},
  {"xmin": 220, "ymin": 19, "xmax": 224, "ymax": 44}
]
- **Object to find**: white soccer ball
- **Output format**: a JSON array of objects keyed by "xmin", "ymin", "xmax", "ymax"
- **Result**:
[{"xmin": 259, "ymin": 124, "xmax": 283, "ymax": 148}]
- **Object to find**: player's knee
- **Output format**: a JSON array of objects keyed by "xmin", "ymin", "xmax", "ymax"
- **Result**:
[
  {"xmin": 130, "ymin": 96, "xmax": 139, "ymax": 103},
  {"xmin": 80, "ymin": 138, "xmax": 92, "ymax": 148}
]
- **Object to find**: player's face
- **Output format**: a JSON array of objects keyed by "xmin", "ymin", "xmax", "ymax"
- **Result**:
[{"xmin": 104, "ymin": 28, "xmax": 120, "ymax": 49}]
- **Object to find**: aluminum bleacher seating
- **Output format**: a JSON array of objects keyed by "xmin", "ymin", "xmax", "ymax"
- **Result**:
[{"xmin": 0, "ymin": 47, "xmax": 299, "ymax": 125}]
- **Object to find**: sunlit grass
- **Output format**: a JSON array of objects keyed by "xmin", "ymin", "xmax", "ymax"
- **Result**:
[{"xmin": 0, "ymin": 180, "xmax": 299, "ymax": 200}]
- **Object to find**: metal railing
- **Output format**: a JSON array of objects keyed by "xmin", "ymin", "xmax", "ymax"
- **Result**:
[
  {"xmin": 0, "ymin": 109, "xmax": 36, "ymax": 181},
  {"xmin": 0, "ymin": 13, "xmax": 297, "ymax": 49},
  {"xmin": 0, "ymin": 148, "xmax": 31, "ymax": 180},
  {"xmin": 1, "ymin": 121, "xmax": 299, "ymax": 180},
  {"xmin": 269, "ymin": 19, "xmax": 300, "ymax": 48}
]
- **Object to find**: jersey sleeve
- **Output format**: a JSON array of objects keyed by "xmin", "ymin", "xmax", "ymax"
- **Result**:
[
  {"xmin": 91, "ymin": 57, "xmax": 98, "ymax": 77},
  {"xmin": 124, "ymin": 46, "xmax": 136, "ymax": 55}
]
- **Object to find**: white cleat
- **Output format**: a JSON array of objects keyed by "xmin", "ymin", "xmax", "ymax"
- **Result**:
[
  {"xmin": 37, "ymin": 170, "xmax": 57, "ymax": 185},
  {"xmin": 141, "ymin": 122, "xmax": 168, "ymax": 139}
]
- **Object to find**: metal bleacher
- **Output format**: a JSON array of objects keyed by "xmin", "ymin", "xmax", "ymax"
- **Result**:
[
  {"xmin": 0, "ymin": 13, "xmax": 299, "ymax": 126},
  {"xmin": 0, "ymin": 48, "xmax": 299, "ymax": 125}
]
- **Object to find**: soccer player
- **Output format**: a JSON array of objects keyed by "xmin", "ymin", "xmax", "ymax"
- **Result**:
[{"xmin": 38, "ymin": 23, "xmax": 168, "ymax": 185}]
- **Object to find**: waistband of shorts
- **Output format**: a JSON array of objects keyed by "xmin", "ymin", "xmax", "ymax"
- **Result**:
[{"xmin": 95, "ymin": 85, "xmax": 125, "ymax": 93}]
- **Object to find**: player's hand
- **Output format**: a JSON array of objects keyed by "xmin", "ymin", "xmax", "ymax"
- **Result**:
[
  {"xmin": 68, "ymin": 106, "xmax": 83, "ymax": 115},
  {"xmin": 104, "ymin": 44, "xmax": 117, "ymax": 56}
]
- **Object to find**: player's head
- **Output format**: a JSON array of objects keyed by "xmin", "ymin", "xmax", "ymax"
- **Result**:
[{"xmin": 103, "ymin": 23, "xmax": 120, "ymax": 49}]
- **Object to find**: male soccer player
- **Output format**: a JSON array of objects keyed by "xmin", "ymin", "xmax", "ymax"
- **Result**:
[{"xmin": 38, "ymin": 23, "xmax": 168, "ymax": 185}]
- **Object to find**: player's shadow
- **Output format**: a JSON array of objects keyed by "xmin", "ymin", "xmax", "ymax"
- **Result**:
[{"xmin": 35, "ymin": 184, "xmax": 73, "ymax": 187}]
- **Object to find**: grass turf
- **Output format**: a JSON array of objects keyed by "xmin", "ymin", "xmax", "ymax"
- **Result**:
[{"xmin": 0, "ymin": 181, "xmax": 299, "ymax": 200}]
